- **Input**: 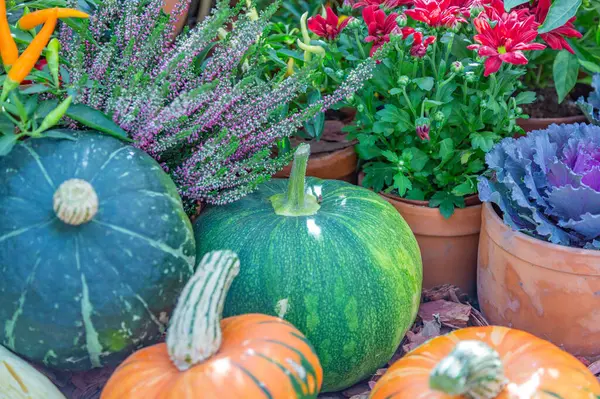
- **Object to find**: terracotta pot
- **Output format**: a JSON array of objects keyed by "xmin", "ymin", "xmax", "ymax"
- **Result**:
[
  {"xmin": 358, "ymin": 174, "xmax": 482, "ymax": 296},
  {"xmin": 275, "ymin": 146, "xmax": 357, "ymax": 182},
  {"xmin": 517, "ymin": 115, "xmax": 587, "ymax": 132},
  {"xmin": 478, "ymin": 202, "xmax": 600, "ymax": 357},
  {"xmin": 163, "ymin": 0, "xmax": 192, "ymax": 34}
]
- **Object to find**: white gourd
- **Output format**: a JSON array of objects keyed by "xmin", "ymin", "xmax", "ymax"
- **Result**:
[{"xmin": 0, "ymin": 345, "xmax": 66, "ymax": 399}]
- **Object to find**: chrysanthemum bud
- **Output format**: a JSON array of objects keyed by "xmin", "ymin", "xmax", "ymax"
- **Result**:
[
  {"xmin": 396, "ymin": 14, "xmax": 407, "ymax": 27},
  {"xmin": 451, "ymin": 61, "xmax": 464, "ymax": 73},
  {"xmin": 397, "ymin": 75, "xmax": 410, "ymax": 87},
  {"xmin": 415, "ymin": 117, "xmax": 431, "ymax": 141}
]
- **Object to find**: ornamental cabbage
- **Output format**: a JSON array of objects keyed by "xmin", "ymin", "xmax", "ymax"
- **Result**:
[
  {"xmin": 478, "ymin": 123, "xmax": 600, "ymax": 250},
  {"xmin": 578, "ymin": 74, "xmax": 600, "ymax": 126}
]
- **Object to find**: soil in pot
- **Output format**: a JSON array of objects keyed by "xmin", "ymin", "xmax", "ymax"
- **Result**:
[
  {"xmin": 518, "ymin": 84, "xmax": 591, "ymax": 131},
  {"xmin": 478, "ymin": 202, "xmax": 600, "ymax": 357},
  {"xmin": 274, "ymin": 109, "xmax": 358, "ymax": 182},
  {"xmin": 358, "ymin": 173, "xmax": 482, "ymax": 297}
]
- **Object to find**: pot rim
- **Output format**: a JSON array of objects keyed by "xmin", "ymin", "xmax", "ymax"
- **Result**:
[
  {"xmin": 483, "ymin": 202, "xmax": 600, "ymax": 275},
  {"xmin": 380, "ymin": 191, "xmax": 482, "ymax": 208},
  {"xmin": 517, "ymin": 115, "xmax": 587, "ymax": 123},
  {"xmin": 358, "ymin": 172, "xmax": 482, "ymax": 208}
]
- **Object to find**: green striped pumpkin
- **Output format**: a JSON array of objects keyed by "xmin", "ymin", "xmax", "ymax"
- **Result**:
[
  {"xmin": 193, "ymin": 144, "xmax": 423, "ymax": 392},
  {"xmin": 0, "ymin": 131, "xmax": 195, "ymax": 370}
]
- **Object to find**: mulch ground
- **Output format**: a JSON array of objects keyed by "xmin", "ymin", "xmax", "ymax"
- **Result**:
[{"xmin": 34, "ymin": 285, "xmax": 600, "ymax": 399}]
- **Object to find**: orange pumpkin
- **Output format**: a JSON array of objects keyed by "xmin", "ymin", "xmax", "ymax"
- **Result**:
[
  {"xmin": 101, "ymin": 251, "xmax": 323, "ymax": 399},
  {"xmin": 370, "ymin": 326, "xmax": 600, "ymax": 399}
]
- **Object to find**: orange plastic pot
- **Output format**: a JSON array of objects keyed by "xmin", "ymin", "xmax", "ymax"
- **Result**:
[
  {"xmin": 517, "ymin": 115, "xmax": 587, "ymax": 132},
  {"xmin": 357, "ymin": 174, "xmax": 482, "ymax": 296},
  {"xmin": 478, "ymin": 202, "xmax": 600, "ymax": 357},
  {"xmin": 274, "ymin": 146, "xmax": 357, "ymax": 183}
]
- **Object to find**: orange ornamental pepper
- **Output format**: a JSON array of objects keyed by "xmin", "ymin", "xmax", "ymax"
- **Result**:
[
  {"xmin": 0, "ymin": 0, "xmax": 18, "ymax": 67},
  {"xmin": 17, "ymin": 8, "xmax": 88, "ymax": 30},
  {"xmin": 1, "ymin": 9, "xmax": 58, "ymax": 101}
]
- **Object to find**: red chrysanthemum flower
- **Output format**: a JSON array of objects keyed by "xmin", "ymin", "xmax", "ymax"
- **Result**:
[
  {"xmin": 467, "ymin": 11, "xmax": 546, "ymax": 76},
  {"xmin": 399, "ymin": 27, "xmax": 436, "ymax": 57},
  {"xmin": 308, "ymin": 7, "xmax": 352, "ymax": 40},
  {"xmin": 363, "ymin": 6, "xmax": 400, "ymax": 56},
  {"xmin": 353, "ymin": 0, "xmax": 413, "ymax": 9},
  {"xmin": 405, "ymin": 0, "xmax": 466, "ymax": 27},
  {"xmin": 532, "ymin": 0, "xmax": 582, "ymax": 54}
]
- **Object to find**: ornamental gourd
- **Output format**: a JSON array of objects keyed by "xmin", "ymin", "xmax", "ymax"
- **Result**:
[
  {"xmin": 370, "ymin": 326, "xmax": 600, "ymax": 399},
  {"xmin": 101, "ymin": 250, "xmax": 323, "ymax": 399},
  {"xmin": 0, "ymin": 345, "xmax": 66, "ymax": 399},
  {"xmin": 0, "ymin": 132, "xmax": 195, "ymax": 370},
  {"xmin": 194, "ymin": 144, "xmax": 423, "ymax": 392}
]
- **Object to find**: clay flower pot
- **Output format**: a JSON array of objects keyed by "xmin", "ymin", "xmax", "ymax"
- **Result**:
[
  {"xmin": 274, "ymin": 146, "xmax": 357, "ymax": 182},
  {"xmin": 358, "ymin": 174, "xmax": 482, "ymax": 296},
  {"xmin": 478, "ymin": 202, "xmax": 600, "ymax": 357},
  {"xmin": 275, "ymin": 117, "xmax": 359, "ymax": 182},
  {"xmin": 163, "ymin": 0, "xmax": 191, "ymax": 34},
  {"xmin": 517, "ymin": 115, "xmax": 587, "ymax": 132}
]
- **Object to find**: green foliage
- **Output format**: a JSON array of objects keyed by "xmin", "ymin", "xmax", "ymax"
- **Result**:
[{"xmin": 349, "ymin": 36, "xmax": 528, "ymax": 217}]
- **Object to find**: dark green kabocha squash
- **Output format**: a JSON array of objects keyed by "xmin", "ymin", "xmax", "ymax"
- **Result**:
[{"xmin": 0, "ymin": 131, "xmax": 195, "ymax": 370}]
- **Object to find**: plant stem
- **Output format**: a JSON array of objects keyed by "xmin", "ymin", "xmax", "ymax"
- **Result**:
[
  {"xmin": 270, "ymin": 143, "xmax": 321, "ymax": 216},
  {"xmin": 354, "ymin": 30, "xmax": 367, "ymax": 59},
  {"xmin": 402, "ymin": 87, "xmax": 417, "ymax": 118},
  {"xmin": 167, "ymin": 251, "xmax": 240, "ymax": 371}
]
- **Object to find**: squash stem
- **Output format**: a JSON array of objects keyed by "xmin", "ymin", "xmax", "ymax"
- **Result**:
[
  {"xmin": 429, "ymin": 340, "xmax": 507, "ymax": 399},
  {"xmin": 166, "ymin": 251, "xmax": 240, "ymax": 371},
  {"xmin": 270, "ymin": 143, "xmax": 321, "ymax": 217},
  {"xmin": 53, "ymin": 179, "xmax": 98, "ymax": 225}
]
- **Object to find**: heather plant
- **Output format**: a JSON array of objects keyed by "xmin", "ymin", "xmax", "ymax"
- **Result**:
[
  {"xmin": 60, "ymin": 0, "xmax": 374, "ymax": 210},
  {"xmin": 479, "ymin": 123, "xmax": 600, "ymax": 250}
]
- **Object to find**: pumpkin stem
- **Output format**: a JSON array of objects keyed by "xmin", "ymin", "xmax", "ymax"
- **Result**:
[
  {"xmin": 270, "ymin": 143, "xmax": 321, "ymax": 217},
  {"xmin": 429, "ymin": 340, "xmax": 507, "ymax": 399},
  {"xmin": 166, "ymin": 250, "xmax": 240, "ymax": 371},
  {"xmin": 53, "ymin": 179, "xmax": 99, "ymax": 225}
]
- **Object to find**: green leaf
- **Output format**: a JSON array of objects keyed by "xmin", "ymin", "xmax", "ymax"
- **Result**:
[
  {"xmin": 35, "ymin": 99, "xmax": 59, "ymax": 119},
  {"xmin": 538, "ymin": 0, "xmax": 582, "ymax": 34},
  {"xmin": 413, "ymin": 77, "xmax": 434, "ymax": 91},
  {"xmin": 362, "ymin": 162, "xmax": 396, "ymax": 192},
  {"xmin": 381, "ymin": 150, "xmax": 400, "ymax": 163},
  {"xmin": 389, "ymin": 88, "xmax": 403, "ymax": 95},
  {"xmin": 460, "ymin": 150, "xmax": 474, "ymax": 165},
  {"xmin": 429, "ymin": 191, "xmax": 465, "ymax": 219},
  {"xmin": 467, "ymin": 159, "xmax": 485, "ymax": 173},
  {"xmin": 43, "ymin": 129, "xmax": 77, "ymax": 141},
  {"xmin": 439, "ymin": 138, "xmax": 454, "ymax": 162},
  {"xmin": 393, "ymin": 172, "xmax": 412, "ymax": 197},
  {"xmin": 514, "ymin": 91, "xmax": 537, "ymax": 105},
  {"xmin": 66, "ymin": 104, "xmax": 132, "ymax": 142},
  {"xmin": 452, "ymin": 180, "xmax": 477, "ymax": 197},
  {"xmin": 424, "ymin": 99, "xmax": 444, "ymax": 112},
  {"xmin": 504, "ymin": 0, "xmax": 529, "ymax": 11},
  {"xmin": 553, "ymin": 50, "xmax": 579, "ymax": 103},
  {"xmin": 0, "ymin": 134, "xmax": 17, "ymax": 156},
  {"xmin": 408, "ymin": 147, "xmax": 429, "ymax": 172},
  {"xmin": 471, "ymin": 132, "xmax": 496, "ymax": 152},
  {"xmin": 0, "ymin": 114, "xmax": 14, "ymax": 134},
  {"xmin": 579, "ymin": 59, "xmax": 600, "ymax": 74},
  {"xmin": 20, "ymin": 84, "xmax": 51, "ymax": 95}
]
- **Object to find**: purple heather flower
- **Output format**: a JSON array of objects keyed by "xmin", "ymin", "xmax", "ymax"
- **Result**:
[{"xmin": 62, "ymin": 0, "xmax": 375, "ymax": 211}]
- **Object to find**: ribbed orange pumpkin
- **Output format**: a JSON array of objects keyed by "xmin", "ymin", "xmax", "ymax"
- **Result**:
[
  {"xmin": 370, "ymin": 326, "xmax": 600, "ymax": 399},
  {"xmin": 101, "ymin": 251, "xmax": 323, "ymax": 399}
]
